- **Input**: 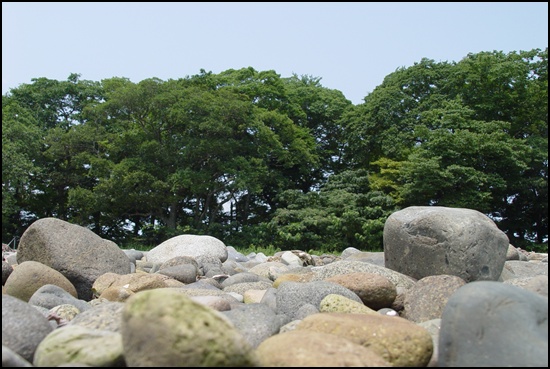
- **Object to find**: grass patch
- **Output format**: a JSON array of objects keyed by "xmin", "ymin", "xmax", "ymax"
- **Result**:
[
  {"xmin": 234, "ymin": 244, "xmax": 282, "ymax": 256},
  {"xmin": 118, "ymin": 242, "xmax": 154, "ymax": 252}
]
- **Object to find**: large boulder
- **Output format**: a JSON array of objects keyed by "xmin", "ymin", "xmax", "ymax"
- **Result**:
[
  {"xmin": 16, "ymin": 218, "xmax": 131, "ymax": 300},
  {"xmin": 384, "ymin": 206, "xmax": 509, "ymax": 282},
  {"xmin": 255, "ymin": 329, "xmax": 391, "ymax": 367},
  {"xmin": 4, "ymin": 260, "xmax": 78, "ymax": 302},
  {"xmin": 296, "ymin": 312, "xmax": 434, "ymax": 367},
  {"xmin": 145, "ymin": 234, "xmax": 228, "ymax": 264},
  {"xmin": 120, "ymin": 288, "xmax": 258, "ymax": 366},
  {"xmin": 438, "ymin": 281, "xmax": 548, "ymax": 367}
]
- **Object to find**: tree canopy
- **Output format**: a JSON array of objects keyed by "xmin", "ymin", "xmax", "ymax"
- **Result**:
[{"xmin": 2, "ymin": 49, "xmax": 547, "ymax": 252}]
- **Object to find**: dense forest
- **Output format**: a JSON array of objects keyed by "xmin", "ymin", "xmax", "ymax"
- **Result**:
[{"xmin": 2, "ymin": 48, "xmax": 548, "ymax": 253}]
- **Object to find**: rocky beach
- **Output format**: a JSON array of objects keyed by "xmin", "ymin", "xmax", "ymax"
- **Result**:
[{"xmin": 2, "ymin": 206, "xmax": 548, "ymax": 367}]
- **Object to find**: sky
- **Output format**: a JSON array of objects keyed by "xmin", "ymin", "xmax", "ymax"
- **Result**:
[{"xmin": 2, "ymin": 2, "xmax": 548, "ymax": 105}]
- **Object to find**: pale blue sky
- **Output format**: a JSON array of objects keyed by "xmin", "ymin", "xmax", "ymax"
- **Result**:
[{"xmin": 2, "ymin": 2, "xmax": 548, "ymax": 105}]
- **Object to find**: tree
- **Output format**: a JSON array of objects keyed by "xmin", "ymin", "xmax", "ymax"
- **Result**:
[
  {"xmin": 8, "ymin": 73, "xmax": 103, "ymax": 130},
  {"xmin": 268, "ymin": 169, "xmax": 396, "ymax": 252},
  {"xmin": 346, "ymin": 49, "xmax": 547, "ymax": 248},
  {"xmin": 3, "ymin": 52, "xmax": 545, "ymax": 251},
  {"xmin": 283, "ymin": 74, "xmax": 353, "ymax": 186},
  {"xmin": 2, "ymin": 97, "xmax": 42, "ymax": 240},
  {"xmin": 4, "ymin": 74, "xmax": 105, "ymax": 230},
  {"xmin": 448, "ymin": 49, "xmax": 548, "ymax": 245},
  {"xmin": 344, "ymin": 58, "xmax": 454, "ymax": 167},
  {"xmin": 66, "ymin": 71, "xmax": 320, "ymax": 245},
  {"xmin": 398, "ymin": 99, "xmax": 531, "ymax": 215}
]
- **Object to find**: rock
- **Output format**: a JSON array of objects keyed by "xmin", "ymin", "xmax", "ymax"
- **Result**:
[
  {"xmin": 28, "ymin": 284, "xmax": 91, "ymax": 313},
  {"xmin": 122, "ymin": 249, "xmax": 143, "ymax": 264},
  {"xmin": 384, "ymin": 206, "xmax": 509, "ymax": 282},
  {"xmin": 5, "ymin": 212, "xmax": 547, "ymax": 367},
  {"xmin": 506, "ymin": 244, "xmax": 520, "ymax": 260},
  {"xmin": 16, "ymin": 218, "xmax": 131, "ymax": 300},
  {"xmin": 33, "ymin": 325, "xmax": 125, "ymax": 367},
  {"xmin": 255, "ymin": 329, "xmax": 391, "ymax": 367},
  {"xmin": 344, "ymin": 251, "xmax": 386, "ymax": 266},
  {"xmin": 145, "ymin": 234, "xmax": 228, "ymax": 264},
  {"xmin": 156, "ymin": 263, "xmax": 200, "ymax": 284},
  {"xmin": 159, "ymin": 255, "xmax": 200, "ymax": 271},
  {"xmin": 2, "ymin": 345, "xmax": 33, "ymax": 367},
  {"xmin": 418, "ymin": 318, "xmax": 442, "ymax": 367},
  {"xmin": 401, "ymin": 274, "xmax": 466, "ymax": 323},
  {"xmin": 503, "ymin": 260, "xmax": 548, "ymax": 278},
  {"xmin": 2, "ymin": 260, "xmax": 13, "ymax": 285},
  {"xmin": 48, "ymin": 304, "xmax": 81, "ymax": 323},
  {"xmin": 67, "ymin": 301, "xmax": 125, "ymax": 332},
  {"xmin": 324, "ymin": 271, "xmax": 397, "ymax": 309},
  {"xmin": 4, "ymin": 260, "xmax": 77, "ymax": 302},
  {"xmin": 120, "ymin": 288, "xmax": 259, "ymax": 367},
  {"xmin": 311, "ymin": 260, "xmax": 417, "ymax": 290},
  {"xmin": 438, "ymin": 281, "xmax": 548, "ymax": 367},
  {"xmin": 319, "ymin": 293, "xmax": 379, "ymax": 315},
  {"xmin": 275, "ymin": 280, "xmax": 363, "ymax": 320},
  {"xmin": 222, "ymin": 303, "xmax": 284, "ymax": 348},
  {"xmin": 190, "ymin": 295, "xmax": 233, "ymax": 311},
  {"xmin": 221, "ymin": 271, "xmax": 264, "ymax": 288},
  {"xmin": 2, "ymin": 294, "xmax": 54, "ymax": 363},
  {"xmin": 91, "ymin": 272, "xmax": 174, "ymax": 298},
  {"xmin": 296, "ymin": 312, "xmax": 434, "ymax": 367},
  {"xmin": 504, "ymin": 274, "xmax": 548, "ymax": 297}
]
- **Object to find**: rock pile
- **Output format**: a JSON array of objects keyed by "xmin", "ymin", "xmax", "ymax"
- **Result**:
[{"xmin": 2, "ymin": 207, "xmax": 548, "ymax": 367}]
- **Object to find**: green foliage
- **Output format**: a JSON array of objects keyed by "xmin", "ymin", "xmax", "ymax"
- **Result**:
[
  {"xmin": 267, "ymin": 170, "xmax": 397, "ymax": 253},
  {"xmin": 346, "ymin": 49, "xmax": 548, "ymax": 246},
  {"xmin": 118, "ymin": 241, "xmax": 155, "ymax": 252},
  {"xmin": 2, "ymin": 50, "xmax": 547, "ymax": 252},
  {"xmin": 234, "ymin": 244, "xmax": 282, "ymax": 257},
  {"xmin": 2, "ymin": 97, "xmax": 43, "ymax": 236}
]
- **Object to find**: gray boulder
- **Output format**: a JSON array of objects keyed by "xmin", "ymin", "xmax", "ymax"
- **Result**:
[
  {"xmin": 2, "ymin": 345, "xmax": 33, "ymax": 367},
  {"xmin": 67, "ymin": 301, "xmax": 125, "ymax": 332},
  {"xmin": 310, "ymin": 260, "xmax": 417, "ymax": 290},
  {"xmin": 145, "ymin": 234, "xmax": 228, "ymax": 264},
  {"xmin": 222, "ymin": 303, "xmax": 284, "ymax": 348},
  {"xmin": 384, "ymin": 206, "xmax": 509, "ymax": 282},
  {"xmin": 438, "ymin": 281, "xmax": 548, "ymax": 367},
  {"xmin": 2, "ymin": 294, "xmax": 54, "ymax": 363},
  {"xmin": 504, "ymin": 275, "xmax": 548, "ymax": 297},
  {"xmin": 16, "ymin": 218, "xmax": 131, "ymax": 300},
  {"xmin": 28, "ymin": 284, "xmax": 92, "ymax": 313},
  {"xmin": 503, "ymin": 260, "xmax": 548, "ymax": 278}
]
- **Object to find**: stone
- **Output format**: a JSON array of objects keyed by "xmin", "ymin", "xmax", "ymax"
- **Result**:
[
  {"xmin": 438, "ymin": 281, "xmax": 548, "ymax": 367},
  {"xmin": 384, "ymin": 206, "xmax": 509, "ymax": 282}
]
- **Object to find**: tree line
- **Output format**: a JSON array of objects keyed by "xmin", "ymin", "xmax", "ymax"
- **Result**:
[{"xmin": 2, "ymin": 48, "xmax": 547, "ymax": 252}]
